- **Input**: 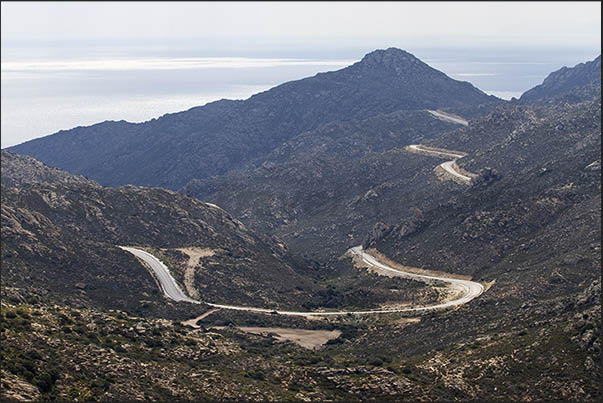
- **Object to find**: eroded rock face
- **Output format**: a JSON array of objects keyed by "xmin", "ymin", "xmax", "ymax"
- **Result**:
[
  {"xmin": 0, "ymin": 370, "xmax": 40, "ymax": 401},
  {"xmin": 397, "ymin": 208, "xmax": 426, "ymax": 239},
  {"xmin": 1, "ymin": 151, "xmax": 97, "ymax": 188}
]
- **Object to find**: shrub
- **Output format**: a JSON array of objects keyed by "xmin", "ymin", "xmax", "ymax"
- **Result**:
[{"xmin": 34, "ymin": 369, "xmax": 59, "ymax": 393}]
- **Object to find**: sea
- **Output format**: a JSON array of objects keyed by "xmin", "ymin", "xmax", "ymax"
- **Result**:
[{"xmin": 1, "ymin": 41, "xmax": 599, "ymax": 148}]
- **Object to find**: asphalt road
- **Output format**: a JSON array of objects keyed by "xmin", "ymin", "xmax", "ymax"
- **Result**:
[
  {"xmin": 119, "ymin": 246, "xmax": 200, "ymax": 304},
  {"xmin": 120, "ymin": 245, "xmax": 483, "ymax": 316},
  {"xmin": 349, "ymin": 246, "xmax": 484, "ymax": 309},
  {"xmin": 407, "ymin": 144, "xmax": 474, "ymax": 183},
  {"xmin": 426, "ymin": 110, "xmax": 469, "ymax": 126},
  {"xmin": 440, "ymin": 160, "xmax": 474, "ymax": 182}
]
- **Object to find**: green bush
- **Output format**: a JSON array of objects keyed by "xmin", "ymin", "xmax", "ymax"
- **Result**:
[
  {"xmin": 401, "ymin": 366, "xmax": 413, "ymax": 374},
  {"xmin": 33, "ymin": 369, "xmax": 59, "ymax": 393},
  {"xmin": 369, "ymin": 357, "xmax": 384, "ymax": 366},
  {"xmin": 244, "ymin": 369, "xmax": 266, "ymax": 381}
]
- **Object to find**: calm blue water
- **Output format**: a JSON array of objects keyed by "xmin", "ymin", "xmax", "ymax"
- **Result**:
[{"xmin": 1, "ymin": 42, "xmax": 599, "ymax": 148}]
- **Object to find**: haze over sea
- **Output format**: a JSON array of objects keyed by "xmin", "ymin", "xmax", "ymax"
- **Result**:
[{"xmin": 1, "ymin": 41, "xmax": 599, "ymax": 148}]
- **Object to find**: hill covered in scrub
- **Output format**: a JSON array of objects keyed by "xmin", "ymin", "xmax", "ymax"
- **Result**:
[
  {"xmin": 1, "ymin": 269, "xmax": 599, "ymax": 401},
  {"xmin": 182, "ymin": 108, "xmax": 465, "ymax": 258},
  {"xmin": 1, "ymin": 151, "xmax": 322, "ymax": 316},
  {"xmin": 520, "ymin": 54, "xmax": 601, "ymax": 102},
  {"xmin": 2, "ymin": 50, "xmax": 601, "ymax": 401},
  {"xmin": 7, "ymin": 48, "xmax": 499, "ymax": 190},
  {"xmin": 2, "ymin": 151, "xmax": 441, "ymax": 317},
  {"xmin": 373, "ymin": 96, "xmax": 601, "ymax": 297}
]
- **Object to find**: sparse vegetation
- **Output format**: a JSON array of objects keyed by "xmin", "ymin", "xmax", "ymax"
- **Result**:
[{"xmin": 1, "ymin": 50, "xmax": 600, "ymax": 400}]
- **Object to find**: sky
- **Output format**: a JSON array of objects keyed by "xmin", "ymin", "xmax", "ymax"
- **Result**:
[{"xmin": 2, "ymin": 2, "xmax": 601, "ymax": 49}]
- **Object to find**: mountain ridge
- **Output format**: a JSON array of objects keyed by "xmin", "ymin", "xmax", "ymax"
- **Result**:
[
  {"xmin": 7, "ymin": 47, "xmax": 499, "ymax": 189},
  {"xmin": 1, "ymin": 51, "xmax": 601, "ymax": 401},
  {"xmin": 520, "ymin": 54, "xmax": 601, "ymax": 102},
  {"xmin": 0, "ymin": 150, "xmax": 325, "ymax": 315}
]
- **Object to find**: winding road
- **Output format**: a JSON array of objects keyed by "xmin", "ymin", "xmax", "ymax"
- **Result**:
[
  {"xmin": 426, "ymin": 110, "xmax": 469, "ymax": 126},
  {"xmin": 119, "ymin": 246, "xmax": 199, "ymax": 304},
  {"xmin": 121, "ymin": 110, "xmax": 481, "ymax": 317},
  {"xmin": 440, "ymin": 160, "xmax": 474, "ymax": 182},
  {"xmin": 120, "ymin": 245, "xmax": 484, "ymax": 316},
  {"xmin": 406, "ymin": 144, "xmax": 475, "ymax": 184}
]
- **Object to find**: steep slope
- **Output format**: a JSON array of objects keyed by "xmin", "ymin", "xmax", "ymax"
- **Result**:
[
  {"xmin": 7, "ymin": 48, "xmax": 498, "ymax": 189},
  {"xmin": 184, "ymin": 109, "xmax": 466, "ymax": 259},
  {"xmin": 373, "ymin": 96, "xmax": 601, "ymax": 302},
  {"xmin": 1, "ymin": 151, "xmax": 325, "ymax": 316},
  {"xmin": 2, "ymin": 151, "xmax": 442, "ymax": 316},
  {"xmin": 520, "ymin": 55, "xmax": 601, "ymax": 102},
  {"xmin": 185, "ymin": 56, "xmax": 601, "ymax": 267}
]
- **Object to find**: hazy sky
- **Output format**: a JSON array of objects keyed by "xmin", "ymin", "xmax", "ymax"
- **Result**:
[{"xmin": 2, "ymin": 2, "xmax": 601, "ymax": 49}]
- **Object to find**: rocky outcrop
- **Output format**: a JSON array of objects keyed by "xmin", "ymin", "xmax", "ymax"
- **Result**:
[
  {"xmin": 397, "ymin": 208, "xmax": 426, "ymax": 239},
  {"xmin": 362, "ymin": 222, "xmax": 392, "ymax": 249}
]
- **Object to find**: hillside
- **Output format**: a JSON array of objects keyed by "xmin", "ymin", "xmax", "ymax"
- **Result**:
[
  {"xmin": 520, "ymin": 55, "xmax": 601, "ymax": 102},
  {"xmin": 374, "ymin": 97, "xmax": 601, "ymax": 296},
  {"xmin": 2, "ymin": 151, "xmax": 443, "ymax": 317},
  {"xmin": 2, "ymin": 278, "xmax": 599, "ymax": 401},
  {"xmin": 184, "ymin": 108, "xmax": 468, "ymax": 259},
  {"xmin": 2, "ymin": 52, "xmax": 601, "ymax": 402},
  {"xmin": 7, "ymin": 48, "xmax": 499, "ymax": 189},
  {"xmin": 1, "ymin": 151, "xmax": 326, "ymax": 316}
]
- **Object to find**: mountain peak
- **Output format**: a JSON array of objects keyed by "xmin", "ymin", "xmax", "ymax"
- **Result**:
[
  {"xmin": 8, "ymin": 47, "xmax": 495, "ymax": 189},
  {"xmin": 356, "ymin": 47, "xmax": 431, "ymax": 73}
]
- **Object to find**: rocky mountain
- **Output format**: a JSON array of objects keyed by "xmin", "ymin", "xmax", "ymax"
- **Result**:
[
  {"xmin": 520, "ymin": 54, "xmax": 601, "ymax": 102},
  {"xmin": 184, "ymin": 56, "xmax": 601, "ymax": 267},
  {"xmin": 182, "ymin": 66, "xmax": 601, "ymax": 389},
  {"xmin": 2, "ymin": 151, "xmax": 440, "ymax": 317},
  {"xmin": 1, "ymin": 151, "xmax": 326, "ymax": 316},
  {"xmin": 184, "ymin": 108, "xmax": 466, "ymax": 259},
  {"xmin": 2, "ymin": 53, "xmax": 601, "ymax": 401},
  {"xmin": 7, "ymin": 48, "xmax": 499, "ymax": 190}
]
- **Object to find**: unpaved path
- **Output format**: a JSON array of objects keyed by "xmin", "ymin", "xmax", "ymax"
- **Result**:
[
  {"xmin": 176, "ymin": 247, "xmax": 215, "ymax": 300},
  {"xmin": 181, "ymin": 309, "xmax": 220, "ymax": 328},
  {"xmin": 212, "ymin": 327, "xmax": 341, "ymax": 350}
]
